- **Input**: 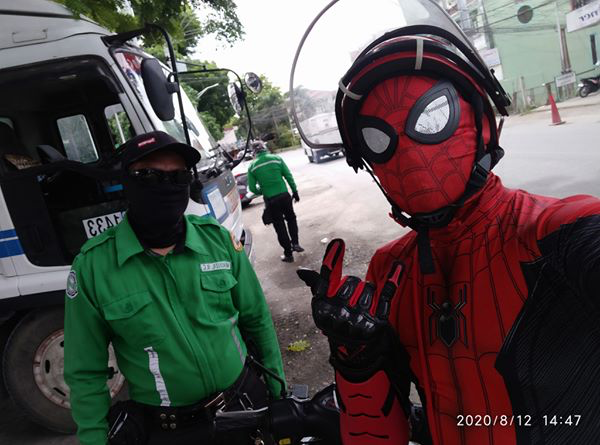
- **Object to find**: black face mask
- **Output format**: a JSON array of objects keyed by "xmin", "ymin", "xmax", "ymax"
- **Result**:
[{"xmin": 123, "ymin": 175, "xmax": 190, "ymax": 248}]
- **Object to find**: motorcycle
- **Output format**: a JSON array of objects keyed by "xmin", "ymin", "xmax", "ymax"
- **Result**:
[
  {"xmin": 578, "ymin": 74, "xmax": 600, "ymax": 97},
  {"xmin": 578, "ymin": 62, "xmax": 600, "ymax": 98}
]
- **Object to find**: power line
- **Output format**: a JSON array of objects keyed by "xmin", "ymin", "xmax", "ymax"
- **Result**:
[{"xmin": 473, "ymin": 0, "xmax": 571, "ymax": 29}]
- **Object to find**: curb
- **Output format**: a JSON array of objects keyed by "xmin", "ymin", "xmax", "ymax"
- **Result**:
[{"xmin": 528, "ymin": 97, "xmax": 600, "ymax": 114}]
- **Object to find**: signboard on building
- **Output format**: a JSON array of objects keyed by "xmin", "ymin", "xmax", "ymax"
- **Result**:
[
  {"xmin": 566, "ymin": 0, "xmax": 600, "ymax": 32},
  {"xmin": 555, "ymin": 71, "xmax": 577, "ymax": 87},
  {"xmin": 479, "ymin": 47, "xmax": 501, "ymax": 67}
]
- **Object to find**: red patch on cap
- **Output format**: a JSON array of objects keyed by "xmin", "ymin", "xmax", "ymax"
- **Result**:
[{"xmin": 137, "ymin": 137, "xmax": 156, "ymax": 148}]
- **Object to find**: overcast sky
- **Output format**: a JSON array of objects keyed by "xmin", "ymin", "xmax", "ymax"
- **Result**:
[
  {"xmin": 194, "ymin": 0, "xmax": 328, "ymax": 92},
  {"xmin": 193, "ymin": 0, "xmax": 448, "ymax": 94}
]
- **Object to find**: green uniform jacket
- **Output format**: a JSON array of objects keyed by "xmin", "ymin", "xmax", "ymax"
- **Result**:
[
  {"xmin": 64, "ymin": 215, "xmax": 285, "ymax": 445},
  {"xmin": 247, "ymin": 152, "xmax": 297, "ymax": 199}
]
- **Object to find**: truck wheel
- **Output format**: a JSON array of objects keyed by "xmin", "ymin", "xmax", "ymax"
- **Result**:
[
  {"xmin": 3, "ymin": 307, "xmax": 126, "ymax": 433},
  {"xmin": 314, "ymin": 151, "xmax": 321, "ymax": 164},
  {"xmin": 308, "ymin": 155, "xmax": 314, "ymax": 163}
]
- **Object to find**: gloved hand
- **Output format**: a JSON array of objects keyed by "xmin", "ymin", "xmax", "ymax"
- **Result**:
[
  {"xmin": 292, "ymin": 191, "xmax": 300, "ymax": 202},
  {"xmin": 298, "ymin": 239, "xmax": 416, "ymax": 445},
  {"xmin": 297, "ymin": 238, "xmax": 405, "ymax": 378}
]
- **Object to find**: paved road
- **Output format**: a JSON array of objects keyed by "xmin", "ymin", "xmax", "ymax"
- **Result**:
[{"xmin": 2, "ymin": 103, "xmax": 599, "ymax": 444}]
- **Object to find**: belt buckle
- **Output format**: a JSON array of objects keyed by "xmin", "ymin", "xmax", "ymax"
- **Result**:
[{"xmin": 203, "ymin": 392, "xmax": 226, "ymax": 412}]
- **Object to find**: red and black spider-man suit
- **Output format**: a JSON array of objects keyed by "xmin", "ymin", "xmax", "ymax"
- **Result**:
[
  {"xmin": 366, "ymin": 174, "xmax": 600, "ymax": 445},
  {"xmin": 302, "ymin": 72, "xmax": 600, "ymax": 445}
]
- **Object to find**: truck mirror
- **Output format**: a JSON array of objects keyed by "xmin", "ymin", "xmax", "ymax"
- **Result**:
[
  {"xmin": 244, "ymin": 72, "xmax": 262, "ymax": 94},
  {"xmin": 141, "ymin": 58, "xmax": 176, "ymax": 121},
  {"xmin": 228, "ymin": 82, "xmax": 245, "ymax": 116}
]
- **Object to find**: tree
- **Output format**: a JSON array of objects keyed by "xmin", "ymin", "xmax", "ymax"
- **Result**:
[
  {"xmin": 57, "ymin": 0, "xmax": 244, "ymax": 55},
  {"xmin": 178, "ymin": 60, "xmax": 236, "ymax": 141},
  {"xmin": 228, "ymin": 75, "xmax": 289, "ymax": 142}
]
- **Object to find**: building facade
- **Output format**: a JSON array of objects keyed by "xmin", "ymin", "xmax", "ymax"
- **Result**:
[{"xmin": 442, "ymin": 0, "xmax": 600, "ymax": 108}]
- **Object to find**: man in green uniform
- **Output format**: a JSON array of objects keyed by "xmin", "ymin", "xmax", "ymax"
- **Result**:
[
  {"xmin": 247, "ymin": 143, "xmax": 303, "ymax": 262},
  {"xmin": 64, "ymin": 131, "xmax": 285, "ymax": 445}
]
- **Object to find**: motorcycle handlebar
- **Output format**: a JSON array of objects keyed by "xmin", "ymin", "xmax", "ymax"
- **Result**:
[
  {"xmin": 213, "ymin": 407, "xmax": 269, "ymax": 435},
  {"xmin": 213, "ymin": 385, "xmax": 341, "ymax": 444}
]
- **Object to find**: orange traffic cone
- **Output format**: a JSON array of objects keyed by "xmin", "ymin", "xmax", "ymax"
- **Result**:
[{"xmin": 548, "ymin": 94, "xmax": 565, "ymax": 126}]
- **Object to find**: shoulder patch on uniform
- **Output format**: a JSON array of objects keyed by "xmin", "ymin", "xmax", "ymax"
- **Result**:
[
  {"xmin": 230, "ymin": 231, "xmax": 244, "ymax": 252},
  {"xmin": 66, "ymin": 270, "xmax": 78, "ymax": 299}
]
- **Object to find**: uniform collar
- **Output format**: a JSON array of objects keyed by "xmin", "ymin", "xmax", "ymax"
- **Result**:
[{"xmin": 117, "ymin": 214, "xmax": 207, "ymax": 266}]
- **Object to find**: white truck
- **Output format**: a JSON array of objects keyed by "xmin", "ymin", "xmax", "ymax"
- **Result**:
[
  {"xmin": 300, "ymin": 112, "xmax": 344, "ymax": 163},
  {"xmin": 0, "ymin": 0, "xmax": 253, "ymax": 432}
]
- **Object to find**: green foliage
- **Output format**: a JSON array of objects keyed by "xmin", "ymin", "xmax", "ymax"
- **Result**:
[
  {"xmin": 230, "ymin": 75, "xmax": 289, "ymax": 141},
  {"xmin": 179, "ymin": 60, "xmax": 235, "ymax": 138},
  {"xmin": 272, "ymin": 124, "xmax": 300, "ymax": 150},
  {"xmin": 199, "ymin": 112, "xmax": 224, "ymax": 141},
  {"xmin": 56, "ymin": 0, "xmax": 243, "ymax": 55}
]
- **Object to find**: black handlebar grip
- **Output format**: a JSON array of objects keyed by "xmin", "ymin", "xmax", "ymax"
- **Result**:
[{"xmin": 213, "ymin": 408, "xmax": 268, "ymax": 435}]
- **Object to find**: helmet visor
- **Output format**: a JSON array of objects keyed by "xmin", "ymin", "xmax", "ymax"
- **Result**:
[{"xmin": 290, "ymin": 0, "xmax": 495, "ymax": 149}]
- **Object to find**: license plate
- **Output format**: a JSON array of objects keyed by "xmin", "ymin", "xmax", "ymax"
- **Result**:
[{"xmin": 82, "ymin": 212, "xmax": 125, "ymax": 239}]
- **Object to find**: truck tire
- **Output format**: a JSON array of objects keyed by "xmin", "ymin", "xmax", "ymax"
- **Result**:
[{"xmin": 3, "ymin": 307, "xmax": 126, "ymax": 433}]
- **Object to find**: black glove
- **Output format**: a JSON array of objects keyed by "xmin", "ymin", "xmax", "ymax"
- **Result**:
[
  {"xmin": 297, "ymin": 239, "xmax": 408, "ymax": 379},
  {"xmin": 292, "ymin": 191, "xmax": 300, "ymax": 202}
]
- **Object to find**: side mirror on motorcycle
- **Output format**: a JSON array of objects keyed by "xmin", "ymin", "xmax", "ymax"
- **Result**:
[
  {"xmin": 244, "ymin": 72, "xmax": 263, "ymax": 94},
  {"xmin": 228, "ymin": 82, "xmax": 246, "ymax": 116}
]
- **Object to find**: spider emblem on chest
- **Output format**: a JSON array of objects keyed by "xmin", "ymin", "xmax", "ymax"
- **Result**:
[{"xmin": 427, "ymin": 285, "xmax": 468, "ymax": 348}]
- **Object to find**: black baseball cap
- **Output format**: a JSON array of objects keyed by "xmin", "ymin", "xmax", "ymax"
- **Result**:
[{"xmin": 119, "ymin": 131, "xmax": 201, "ymax": 169}]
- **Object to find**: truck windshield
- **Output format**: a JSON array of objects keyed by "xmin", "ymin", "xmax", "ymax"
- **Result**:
[{"xmin": 113, "ymin": 49, "xmax": 218, "ymax": 171}]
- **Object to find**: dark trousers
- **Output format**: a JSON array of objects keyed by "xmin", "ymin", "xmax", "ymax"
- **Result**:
[{"xmin": 264, "ymin": 193, "xmax": 298, "ymax": 256}]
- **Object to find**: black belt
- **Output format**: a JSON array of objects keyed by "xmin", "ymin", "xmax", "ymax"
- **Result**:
[{"xmin": 137, "ymin": 364, "xmax": 252, "ymax": 431}]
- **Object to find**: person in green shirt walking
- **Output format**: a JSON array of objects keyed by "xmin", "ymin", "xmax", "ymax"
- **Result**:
[
  {"xmin": 247, "ymin": 143, "xmax": 304, "ymax": 262},
  {"xmin": 64, "ymin": 131, "xmax": 285, "ymax": 445}
]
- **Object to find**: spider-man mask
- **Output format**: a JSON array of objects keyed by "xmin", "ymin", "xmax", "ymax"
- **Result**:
[{"xmin": 357, "ymin": 75, "xmax": 481, "ymax": 215}]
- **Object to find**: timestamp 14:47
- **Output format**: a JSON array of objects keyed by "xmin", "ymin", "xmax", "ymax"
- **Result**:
[{"xmin": 543, "ymin": 415, "xmax": 582, "ymax": 426}]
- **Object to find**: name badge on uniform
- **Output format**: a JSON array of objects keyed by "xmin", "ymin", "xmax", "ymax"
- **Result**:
[{"xmin": 200, "ymin": 261, "xmax": 231, "ymax": 272}]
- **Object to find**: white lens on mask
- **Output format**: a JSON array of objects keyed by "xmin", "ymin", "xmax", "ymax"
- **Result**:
[
  {"xmin": 362, "ymin": 127, "xmax": 391, "ymax": 154},
  {"xmin": 414, "ymin": 96, "xmax": 451, "ymax": 135}
]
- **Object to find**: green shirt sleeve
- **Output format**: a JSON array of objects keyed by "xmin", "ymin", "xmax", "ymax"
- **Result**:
[
  {"xmin": 280, "ymin": 158, "xmax": 297, "ymax": 193},
  {"xmin": 226, "ymin": 234, "xmax": 286, "ymax": 397},
  {"xmin": 247, "ymin": 165, "xmax": 261, "ymax": 195},
  {"xmin": 64, "ymin": 257, "xmax": 112, "ymax": 445}
]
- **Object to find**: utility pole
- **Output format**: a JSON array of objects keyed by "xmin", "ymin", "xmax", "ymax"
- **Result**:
[
  {"xmin": 554, "ymin": 1, "xmax": 575, "ymax": 97},
  {"xmin": 555, "ymin": 1, "xmax": 567, "ymax": 73},
  {"xmin": 456, "ymin": 0, "xmax": 473, "ymax": 32},
  {"xmin": 480, "ymin": 0, "xmax": 495, "ymax": 48}
]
